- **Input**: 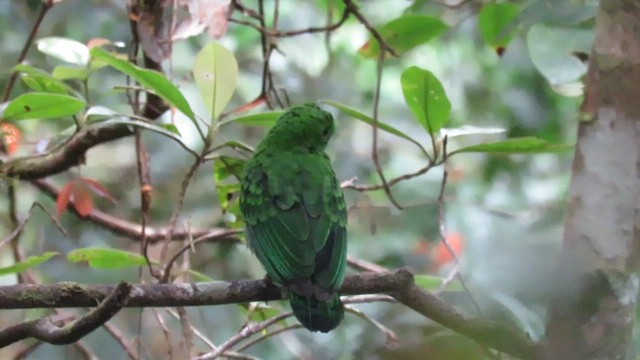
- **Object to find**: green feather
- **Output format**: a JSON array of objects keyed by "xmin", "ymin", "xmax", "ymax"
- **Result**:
[{"xmin": 239, "ymin": 103, "xmax": 347, "ymax": 332}]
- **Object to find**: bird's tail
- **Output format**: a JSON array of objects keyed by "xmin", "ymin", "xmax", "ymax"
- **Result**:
[{"xmin": 289, "ymin": 292, "xmax": 344, "ymax": 333}]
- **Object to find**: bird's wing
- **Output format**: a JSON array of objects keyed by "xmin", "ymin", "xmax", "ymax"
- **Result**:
[
  {"xmin": 240, "ymin": 158, "xmax": 319, "ymax": 283},
  {"xmin": 240, "ymin": 156, "xmax": 346, "ymax": 288},
  {"xmin": 311, "ymin": 171, "xmax": 347, "ymax": 292}
]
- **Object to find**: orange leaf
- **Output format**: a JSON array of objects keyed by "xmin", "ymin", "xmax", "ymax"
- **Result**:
[
  {"xmin": 0, "ymin": 123, "xmax": 21, "ymax": 155},
  {"xmin": 72, "ymin": 180, "xmax": 94, "ymax": 217},
  {"xmin": 81, "ymin": 178, "xmax": 116, "ymax": 202},
  {"xmin": 57, "ymin": 180, "xmax": 75, "ymax": 217}
]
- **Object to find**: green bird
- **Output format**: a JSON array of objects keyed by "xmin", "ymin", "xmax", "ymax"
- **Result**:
[{"xmin": 239, "ymin": 103, "xmax": 347, "ymax": 333}]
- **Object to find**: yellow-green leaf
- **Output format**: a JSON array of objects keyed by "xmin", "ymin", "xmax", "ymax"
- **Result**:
[
  {"xmin": 0, "ymin": 252, "xmax": 59, "ymax": 276},
  {"xmin": 193, "ymin": 43, "xmax": 238, "ymax": 121},
  {"xmin": 67, "ymin": 248, "xmax": 148, "ymax": 269}
]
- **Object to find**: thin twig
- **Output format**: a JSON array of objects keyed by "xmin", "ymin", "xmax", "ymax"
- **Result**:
[
  {"xmin": 232, "ymin": 0, "xmax": 261, "ymax": 20},
  {"xmin": 176, "ymin": 306, "xmax": 195, "ymax": 359},
  {"xmin": 30, "ymin": 179, "xmax": 240, "ymax": 244},
  {"xmin": 234, "ymin": 324, "xmax": 303, "ymax": 353},
  {"xmin": 194, "ymin": 313, "xmax": 294, "ymax": 360},
  {"xmin": 150, "ymin": 308, "xmax": 174, "ymax": 360},
  {"xmin": 159, "ymin": 148, "xmax": 207, "ymax": 281},
  {"xmin": 11, "ymin": 340, "xmax": 44, "ymax": 360},
  {"xmin": 102, "ymin": 322, "xmax": 138, "ymax": 360},
  {"xmin": 347, "ymin": 255, "xmax": 388, "ymax": 273},
  {"xmin": 341, "ymin": 161, "xmax": 438, "ymax": 192},
  {"xmin": 370, "ymin": 51, "xmax": 403, "ymax": 209},
  {"xmin": 344, "ymin": 305, "xmax": 398, "ymax": 347},
  {"xmin": 435, "ymin": 137, "xmax": 483, "ymax": 318},
  {"xmin": 7, "ymin": 182, "xmax": 25, "ymax": 284},
  {"xmin": 342, "ymin": 294, "xmax": 397, "ymax": 305},
  {"xmin": 229, "ymin": 6, "xmax": 349, "ymax": 37},
  {"xmin": 134, "ymin": 130, "xmax": 156, "ymax": 277},
  {"xmin": 342, "ymin": 0, "xmax": 399, "ymax": 57},
  {"xmin": 0, "ymin": 202, "xmax": 69, "ymax": 255},
  {"xmin": 161, "ymin": 231, "xmax": 239, "ymax": 283},
  {"xmin": 1, "ymin": 0, "xmax": 55, "ymax": 101},
  {"xmin": 73, "ymin": 340, "xmax": 99, "ymax": 360}
]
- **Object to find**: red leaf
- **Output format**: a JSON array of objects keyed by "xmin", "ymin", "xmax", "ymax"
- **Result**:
[
  {"xmin": 81, "ymin": 178, "xmax": 116, "ymax": 202},
  {"xmin": 57, "ymin": 181, "xmax": 75, "ymax": 217},
  {"xmin": 72, "ymin": 180, "xmax": 94, "ymax": 217},
  {"xmin": 0, "ymin": 123, "xmax": 21, "ymax": 155}
]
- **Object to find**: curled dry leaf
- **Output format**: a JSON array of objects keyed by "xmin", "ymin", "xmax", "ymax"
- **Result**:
[
  {"xmin": 57, "ymin": 178, "xmax": 117, "ymax": 218},
  {"xmin": 174, "ymin": 0, "xmax": 231, "ymax": 41},
  {"xmin": 136, "ymin": 4, "xmax": 171, "ymax": 63}
]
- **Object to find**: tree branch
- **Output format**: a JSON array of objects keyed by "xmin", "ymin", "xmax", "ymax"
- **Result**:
[
  {"xmin": 0, "ymin": 282, "xmax": 131, "ymax": 348},
  {"xmin": 1, "ymin": 123, "xmax": 133, "ymax": 180},
  {"xmin": 0, "ymin": 270, "xmax": 543, "ymax": 359},
  {"xmin": 29, "ymin": 179, "xmax": 241, "ymax": 244}
]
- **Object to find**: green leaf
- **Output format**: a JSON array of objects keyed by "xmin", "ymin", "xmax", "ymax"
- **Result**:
[
  {"xmin": 479, "ymin": 3, "xmax": 520, "ymax": 48},
  {"xmin": 67, "ymin": 248, "xmax": 148, "ymax": 269},
  {"xmin": 360, "ymin": 15, "xmax": 448, "ymax": 58},
  {"xmin": 52, "ymin": 65, "xmax": 90, "ymax": 80},
  {"xmin": 453, "ymin": 137, "xmax": 573, "ymax": 154},
  {"xmin": 0, "ymin": 252, "xmax": 58, "ymax": 276},
  {"xmin": 37, "ymin": 37, "xmax": 90, "ymax": 66},
  {"xmin": 21, "ymin": 74, "xmax": 72, "ymax": 95},
  {"xmin": 3, "ymin": 93, "xmax": 86, "ymax": 121},
  {"xmin": 244, "ymin": 303, "xmax": 283, "ymax": 323},
  {"xmin": 193, "ymin": 43, "xmax": 238, "ymax": 121},
  {"xmin": 214, "ymin": 156, "xmax": 246, "ymax": 182},
  {"xmin": 415, "ymin": 275, "xmax": 463, "ymax": 291},
  {"xmin": 214, "ymin": 156, "xmax": 246, "ymax": 213},
  {"xmin": 217, "ymin": 183, "xmax": 241, "ymax": 212},
  {"xmin": 90, "ymin": 47, "xmax": 196, "ymax": 121},
  {"xmin": 527, "ymin": 24, "xmax": 592, "ymax": 87},
  {"xmin": 219, "ymin": 111, "xmax": 283, "ymax": 127},
  {"xmin": 161, "ymin": 123, "xmax": 181, "ymax": 135},
  {"xmin": 518, "ymin": 0, "xmax": 596, "ymax": 27},
  {"xmin": 13, "ymin": 64, "xmax": 52, "ymax": 77},
  {"xmin": 323, "ymin": 100, "xmax": 417, "ymax": 143},
  {"xmin": 217, "ymin": 140, "xmax": 254, "ymax": 154},
  {"xmin": 401, "ymin": 66, "xmax": 451, "ymax": 134}
]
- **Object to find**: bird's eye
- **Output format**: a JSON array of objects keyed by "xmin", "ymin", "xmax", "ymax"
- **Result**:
[{"xmin": 322, "ymin": 128, "xmax": 330, "ymax": 137}]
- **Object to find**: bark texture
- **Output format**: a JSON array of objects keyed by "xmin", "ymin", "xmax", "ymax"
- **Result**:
[{"xmin": 546, "ymin": 1, "xmax": 640, "ymax": 359}]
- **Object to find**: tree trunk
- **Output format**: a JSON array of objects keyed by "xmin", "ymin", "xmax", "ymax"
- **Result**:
[{"xmin": 546, "ymin": 1, "xmax": 640, "ymax": 359}]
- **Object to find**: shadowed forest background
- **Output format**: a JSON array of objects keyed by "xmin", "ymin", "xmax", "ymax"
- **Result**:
[{"xmin": 2, "ymin": 1, "xmax": 637, "ymax": 360}]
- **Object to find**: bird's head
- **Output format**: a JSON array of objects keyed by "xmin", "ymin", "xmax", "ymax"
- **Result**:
[{"xmin": 259, "ymin": 102, "xmax": 336, "ymax": 153}]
